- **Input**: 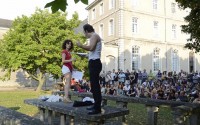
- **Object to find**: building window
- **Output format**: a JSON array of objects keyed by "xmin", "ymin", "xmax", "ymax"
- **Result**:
[
  {"xmin": 171, "ymin": 3, "xmax": 176, "ymax": 13},
  {"xmin": 99, "ymin": 24, "xmax": 104, "ymax": 39},
  {"xmin": 92, "ymin": 8, "xmax": 96, "ymax": 20},
  {"xmin": 153, "ymin": 48, "xmax": 160, "ymax": 71},
  {"xmin": 109, "ymin": 0, "xmax": 114, "ymax": 9},
  {"xmin": 132, "ymin": 17, "xmax": 138, "ymax": 33},
  {"xmin": 153, "ymin": 21, "xmax": 159, "ymax": 37},
  {"xmin": 100, "ymin": 3, "xmax": 104, "ymax": 15},
  {"xmin": 172, "ymin": 24, "xmax": 176, "ymax": 39},
  {"xmin": 132, "ymin": 46, "xmax": 140, "ymax": 70},
  {"xmin": 109, "ymin": 19, "xmax": 114, "ymax": 35},
  {"xmin": 172, "ymin": 50, "xmax": 179, "ymax": 72},
  {"xmin": 153, "ymin": 0, "xmax": 158, "ymax": 10}
]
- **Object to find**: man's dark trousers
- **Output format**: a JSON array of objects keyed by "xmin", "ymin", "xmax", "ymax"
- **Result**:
[{"xmin": 89, "ymin": 59, "xmax": 102, "ymax": 111}]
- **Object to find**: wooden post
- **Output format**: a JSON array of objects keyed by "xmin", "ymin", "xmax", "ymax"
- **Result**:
[
  {"xmin": 116, "ymin": 101, "xmax": 128, "ymax": 123},
  {"xmin": 60, "ymin": 114, "xmax": 66, "ymax": 125},
  {"xmin": 189, "ymin": 108, "xmax": 200, "ymax": 125},
  {"xmin": 39, "ymin": 108, "xmax": 45, "ymax": 122},
  {"xmin": 171, "ymin": 105, "xmax": 192, "ymax": 125},
  {"xmin": 146, "ymin": 105, "xmax": 159, "ymax": 125},
  {"xmin": 47, "ymin": 110, "xmax": 53, "ymax": 125}
]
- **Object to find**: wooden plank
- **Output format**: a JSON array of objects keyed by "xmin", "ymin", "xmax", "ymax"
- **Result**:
[
  {"xmin": 65, "ymin": 91, "xmax": 200, "ymax": 108},
  {"xmin": 0, "ymin": 106, "xmax": 44, "ymax": 125},
  {"xmin": 24, "ymin": 99, "xmax": 129, "ymax": 122}
]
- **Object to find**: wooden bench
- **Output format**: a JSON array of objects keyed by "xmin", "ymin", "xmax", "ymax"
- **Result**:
[
  {"xmin": 24, "ymin": 99, "xmax": 129, "ymax": 125},
  {"xmin": 53, "ymin": 91, "xmax": 200, "ymax": 125},
  {"xmin": 0, "ymin": 106, "xmax": 44, "ymax": 125}
]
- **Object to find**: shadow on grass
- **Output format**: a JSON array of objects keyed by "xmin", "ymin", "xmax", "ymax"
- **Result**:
[
  {"xmin": 107, "ymin": 100, "xmax": 173, "ymax": 125},
  {"xmin": 9, "ymin": 106, "xmax": 20, "ymax": 111}
]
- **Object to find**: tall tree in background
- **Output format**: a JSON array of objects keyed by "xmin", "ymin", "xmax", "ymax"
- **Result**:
[
  {"xmin": 0, "ymin": 9, "xmax": 87, "ymax": 92},
  {"xmin": 45, "ymin": 0, "xmax": 89, "ymax": 13},
  {"xmin": 176, "ymin": 0, "xmax": 200, "ymax": 52}
]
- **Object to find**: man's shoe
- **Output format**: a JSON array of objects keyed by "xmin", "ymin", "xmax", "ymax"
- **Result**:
[
  {"xmin": 86, "ymin": 106, "xmax": 94, "ymax": 110},
  {"xmin": 88, "ymin": 109, "xmax": 101, "ymax": 115}
]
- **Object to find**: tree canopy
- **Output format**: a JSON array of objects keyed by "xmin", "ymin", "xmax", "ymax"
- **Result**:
[
  {"xmin": 0, "ymin": 9, "xmax": 87, "ymax": 91},
  {"xmin": 176, "ymin": 0, "xmax": 200, "ymax": 52},
  {"xmin": 45, "ymin": 0, "xmax": 89, "ymax": 13}
]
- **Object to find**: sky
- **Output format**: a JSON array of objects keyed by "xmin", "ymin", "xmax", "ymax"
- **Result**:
[{"xmin": 0, "ymin": 0, "xmax": 94, "ymax": 21}]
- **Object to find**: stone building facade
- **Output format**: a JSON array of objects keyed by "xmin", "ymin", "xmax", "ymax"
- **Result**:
[{"xmin": 86, "ymin": 0, "xmax": 200, "ymax": 73}]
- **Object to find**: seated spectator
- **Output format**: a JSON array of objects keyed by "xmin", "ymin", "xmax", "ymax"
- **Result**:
[
  {"xmin": 193, "ymin": 91, "xmax": 200, "ymax": 104},
  {"xmin": 116, "ymin": 84, "xmax": 124, "ymax": 95},
  {"xmin": 82, "ymin": 82, "xmax": 90, "ymax": 92},
  {"xmin": 157, "ymin": 86, "xmax": 165, "ymax": 100},
  {"xmin": 123, "ymin": 84, "xmax": 130, "ymax": 96},
  {"xmin": 139, "ymin": 88, "xmax": 146, "ymax": 98},
  {"xmin": 151, "ymin": 87, "xmax": 157, "ymax": 99},
  {"xmin": 142, "ymin": 80, "xmax": 149, "ymax": 88},
  {"xmin": 105, "ymin": 84, "xmax": 110, "ymax": 94},
  {"xmin": 107, "ymin": 84, "xmax": 116, "ymax": 95},
  {"xmin": 71, "ymin": 78, "xmax": 77, "ymax": 90},
  {"xmin": 101, "ymin": 84, "xmax": 106, "ymax": 94},
  {"xmin": 167, "ymin": 89, "xmax": 176, "ymax": 101},
  {"xmin": 176, "ymin": 91, "xmax": 188, "ymax": 102},
  {"xmin": 73, "ymin": 81, "xmax": 86, "ymax": 92},
  {"xmin": 126, "ymin": 85, "xmax": 137, "ymax": 97}
]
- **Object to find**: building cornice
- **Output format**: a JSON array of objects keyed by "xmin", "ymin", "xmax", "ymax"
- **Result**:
[
  {"xmin": 123, "ymin": 9, "xmax": 185, "ymax": 22},
  {"xmin": 86, "ymin": 0, "xmax": 101, "ymax": 10}
]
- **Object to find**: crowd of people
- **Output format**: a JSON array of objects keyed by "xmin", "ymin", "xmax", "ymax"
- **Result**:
[{"xmin": 72, "ymin": 69, "xmax": 200, "ymax": 104}]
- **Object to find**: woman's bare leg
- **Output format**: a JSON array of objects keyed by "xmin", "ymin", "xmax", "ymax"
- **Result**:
[{"xmin": 63, "ymin": 72, "xmax": 72, "ymax": 102}]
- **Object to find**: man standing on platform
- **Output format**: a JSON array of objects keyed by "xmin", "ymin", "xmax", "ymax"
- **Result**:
[{"xmin": 76, "ymin": 24, "xmax": 102, "ymax": 115}]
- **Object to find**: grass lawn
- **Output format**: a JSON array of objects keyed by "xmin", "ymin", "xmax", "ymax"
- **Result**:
[
  {"xmin": 0, "ymin": 90, "xmax": 51, "ymax": 117},
  {"xmin": 0, "ymin": 90, "xmax": 173, "ymax": 125}
]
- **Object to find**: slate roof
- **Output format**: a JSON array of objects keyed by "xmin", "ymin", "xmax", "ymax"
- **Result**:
[
  {"xmin": 0, "ymin": 18, "xmax": 12, "ymax": 28},
  {"xmin": 74, "ymin": 18, "xmax": 88, "ymax": 34}
]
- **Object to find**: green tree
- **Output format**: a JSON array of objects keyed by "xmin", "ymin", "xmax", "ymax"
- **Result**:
[
  {"xmin": 0, "ymin": 9, "xmax": 87, "ymax": 92},
  {"xmin": 45, "ymin": 0, "xmax": 89, "ymax": 13},
  {"xmin": 176, "ymin": 0, "xmax": 200, "ymax": 52}
]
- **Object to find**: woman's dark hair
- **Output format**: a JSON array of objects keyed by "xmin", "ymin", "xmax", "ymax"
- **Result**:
[
  {"xmin": 62, "ymin": 39, "xmax": 73, "ymax": 50},
  {"xmin": 83, "ymin": 24, "xmax": 95, "ymax": 33}
]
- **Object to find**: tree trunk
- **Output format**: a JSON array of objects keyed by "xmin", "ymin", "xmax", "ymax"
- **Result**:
[{"xmin": 36, "ymin": 72, "xmax": 45, "ymax": 92}]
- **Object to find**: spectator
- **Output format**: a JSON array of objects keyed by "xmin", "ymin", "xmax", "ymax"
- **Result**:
[
  {"xmin": 167, "ymin": 89, "xmax": 176, "ymax": 101},
  {"xmin": 118, "ymin": 70, "xmax": 126, "ymax": 84},
  {"xmin": 101, "ymin": 84, "xmax": 106, "ymax": 94},
  {"xmin": 114, "ymin": 72, "xmax": 119, "ymax": 86},
  {"xmin": 133, "ymin": 70, "xmax": 138, "ymax": 85},
  {"xmin": 99, "ymin": 71, "xmax": 106, "ymax": 86},
  {"xmin": 107, "ymin": 84, "xmax": 116, "ymax": 95},
  {"xmin": 176, "ymin": 91, "xmax": 188, "ymax": 102},
  {"xmin": 193, "ymin": 91, "xmax": 200, "ymax": 104},
  {"xmin": 157, "ymin": 86, "xmax": 165, "ymax": 100},
  {"xmin": 125, "ymin": 69, "xmax": 131, "ymax": 85},
  {"xmin": 156, "ymin": 70, "xmax": 162, "ymax": 82},
  {"xmin": 148, "ymin": 69, "xmax": 154, "ymax": 86},
  {"xmin": 142, "ymin": 69, "xmax": 148, "ymax": 84},
  {"xmin": 123, "ymin": 84, "xmax": 130, "ymax": 96},
  {"xmin": 116, "ymin": 84, "xmax": 124, "ymax": 95},
  {"xmin": 138, "ymin": 70, "xmax": 143, "ymax": 85},
  {"xmin": 129, "ymin": 71, "xmax": 135, "ymax": 86},
  {"xmin": 111, "ymin": 69, "xmax": 116, "ymax": 84},
  {"xmin": 126, "ymin": 85, "xmax": 137, "ymax": 97}
]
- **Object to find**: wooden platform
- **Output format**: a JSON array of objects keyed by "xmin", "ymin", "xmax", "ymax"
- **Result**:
[{"xmin": 24, "ymin": 99, "xmax": 129, "ymax": 125}]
